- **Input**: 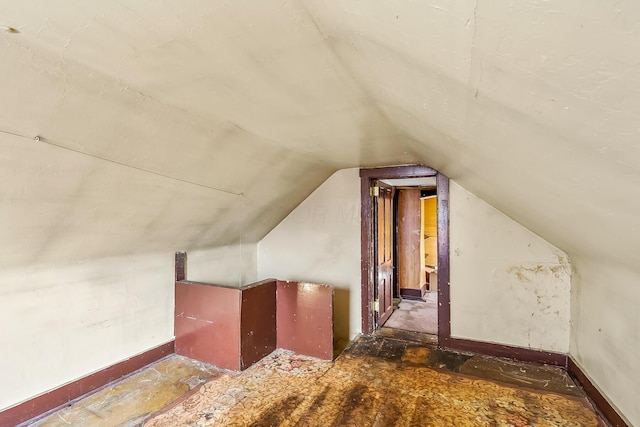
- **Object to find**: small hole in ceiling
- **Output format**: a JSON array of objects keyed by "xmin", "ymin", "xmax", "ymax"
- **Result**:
[{"xmin": 2, "ymin": 26, "xmax": 20, "ymax": 33}]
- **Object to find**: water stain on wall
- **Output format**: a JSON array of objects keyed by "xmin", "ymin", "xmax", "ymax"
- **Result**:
[{"xmin": 507, "ymin": 263, "xmax": 568, "ymax": 283}]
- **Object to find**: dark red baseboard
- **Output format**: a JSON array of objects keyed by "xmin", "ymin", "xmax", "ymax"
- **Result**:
[
  {"xmin": 399, "ymin": 285, "xmax": 426, "ymax": 300},
  {"xmin": 567, "ymin": 357, "xmax": 629, "ymax": 427},
  {"xmin": 1, "ymin": 340, "xmax": 175, "ymax": 427},
  {"xmin": 443, "ymin": 337, "xmax": 568, "ymax": 366}
]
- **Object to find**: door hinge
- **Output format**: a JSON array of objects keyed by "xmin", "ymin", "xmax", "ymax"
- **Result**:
[
  {"xmin": 371, "ymin": 186, "xmax": 379, "ymax": 197},
  {"xmin": 373, "ymin": 299, "xmax": 379, "ymax": 313}
]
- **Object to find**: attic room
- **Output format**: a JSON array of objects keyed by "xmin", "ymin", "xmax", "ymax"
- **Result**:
[{"xmin": 0, "ymin": 1, "xmax": 638, "ymax": 426}]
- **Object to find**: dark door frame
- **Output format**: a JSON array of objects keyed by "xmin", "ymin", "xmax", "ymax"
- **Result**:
[{"xmin": 360, "ymin": 165, "xmax": 451, "ymax": 346}]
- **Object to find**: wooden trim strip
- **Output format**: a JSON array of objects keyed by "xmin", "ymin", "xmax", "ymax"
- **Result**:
[
  {"xmin": 399, "ymin": 286, "xmax": 426, "ymax": 300},
  {"xmin": 445, "ymin": 337, "xmax": 568, "ymax": 367},
  {"xmin": 1, "ymin": 341, "xmax": 175, "ymax": 427},
  {"xmin": 360, "ymin": 172, "xmax": 375, "ymax": 334},
  {"xmin": 436, "ymin": 173, "xmax": 451, "ymax": 346},
  {"xmin": 175, "ymin": 251, "xmax": 186, "ymax": 282},
  {"xmin": 360, "ymin": 164, "xmax": 438, "ymax": 179},
  {"xmin": 567, "ymin": 357, "xmax": 630, "ymax": 427}
]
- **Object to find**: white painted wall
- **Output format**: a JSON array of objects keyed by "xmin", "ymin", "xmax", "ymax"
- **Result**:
[
  {"xmin": 258, "ymin": 168, "xmax": 361, "ymax": 343},
  {"xmin": 258, "ymin": 170, "xmax": 571, "ymax": 354},
  {"xmin": 0, "ymin": 130, "xmax": 240, "ymax": 412},
  {"xmin": 2, "ymin": 2, "xmax": 637, "ymax": 422},
  {"xmin": 570, "ymin": 259, "xmax": 639, "ymax": 426},
  {"xmin": 187, "ymin": 243, "xmax": 258, "ymax": 288},
  {"xmin": 450, "ymin": 182, "xmax": 571, "ymax": 353},
  {"xmin": 0, "ymin": 253, "xmax": 174, "ymax": 410}
]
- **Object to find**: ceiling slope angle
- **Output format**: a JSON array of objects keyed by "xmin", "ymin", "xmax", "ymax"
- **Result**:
[
  {"xmin": 0, "ymin": 0, "xmax": 639, "ymax": 271},
  {"xmin": 306, "ymin": 0, "xmax": 640, "ymax": 268},
  {"xmin": 0, "ymin": 1, "xmax": 408, "ymax": 265}
]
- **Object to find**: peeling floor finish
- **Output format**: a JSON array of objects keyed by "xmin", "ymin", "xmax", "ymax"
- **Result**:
[
  {"xmin": 25, "ymin": 355, "xmax": 220, "ymax": 427},
  {"xmin": 145, "ymin": 333, "xmax": 601, "ymax": 427},
  {"xmin": 23, "ymin": 333, "xmax": 603, "ymax": 426}
]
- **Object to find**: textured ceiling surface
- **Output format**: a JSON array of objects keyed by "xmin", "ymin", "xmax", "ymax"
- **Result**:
[{"xmin": 1, "ymin": 1, "xmax": 639, "ymax": 268}]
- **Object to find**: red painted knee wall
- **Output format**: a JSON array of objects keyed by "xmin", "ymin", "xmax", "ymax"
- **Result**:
[
  {"xmin": 276, "ymin": 281, "xmax": 333, "ymax": 360},
  {"xmin": 175, "ymin": 279, "xmax": 332, "ymax": 370}
]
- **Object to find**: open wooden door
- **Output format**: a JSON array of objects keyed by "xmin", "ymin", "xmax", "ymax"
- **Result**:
[{"xmin": 374, "ymin": 181, "xmax": 394, "ymax": 327}]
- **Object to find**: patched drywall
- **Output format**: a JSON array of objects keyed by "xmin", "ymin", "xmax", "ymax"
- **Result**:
[
  {"xmin": 571, "ymin": 258, "xmax": 639, "ymax": 426},
  {"xmin": 258, "ymin": 168, "xmax": 361, "ymax": 344},
  {"xmin": 0, "ymin": 253, "xmax": 174, "ymax": 411},
  {"xmin": 450, "ymin": 182, "xmax": 571, "ymax": 353},
  {"xmin": 187, "ymin": 244, "xmax": 258, "ymax": 288}
]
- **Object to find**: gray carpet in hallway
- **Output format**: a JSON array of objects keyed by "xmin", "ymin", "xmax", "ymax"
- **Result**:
[{"xmin": 384, "ymin": 291, "xmax": 437, "ymax": 334}]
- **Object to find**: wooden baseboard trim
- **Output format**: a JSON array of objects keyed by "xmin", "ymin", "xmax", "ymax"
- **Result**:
[
  {"xmin": 399, "ymin": 285, "xmax": 426, "ymax": 300},
  {"xmin": 443, "ymin": 337, "xmax": 568, "ymax": 367},
  {"xmin": 1, "ymin": 340, "xmax": 175, "ymax": 427},
  {"xmin": 567, "ymin": 357, "xmax": 629, "ymax": 427}
]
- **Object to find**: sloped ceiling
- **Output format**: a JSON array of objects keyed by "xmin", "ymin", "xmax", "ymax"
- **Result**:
[{"xmin": 1, "ymin": 0, "xmax": 639, "ymax": 269}]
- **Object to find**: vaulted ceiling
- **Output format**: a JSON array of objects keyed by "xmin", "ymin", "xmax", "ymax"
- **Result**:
[{"xmin": 2, "ymin": 1, "xmax": 639, "ymax": 270}]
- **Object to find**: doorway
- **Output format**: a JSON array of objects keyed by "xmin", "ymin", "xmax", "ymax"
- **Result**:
[
  {"xmin": 383, "ymin": 186, "xmax": 438, "ymax": 335},
  {"xmin": 360, "ymin": 165, "xmax": 451, "ymax": 346}
]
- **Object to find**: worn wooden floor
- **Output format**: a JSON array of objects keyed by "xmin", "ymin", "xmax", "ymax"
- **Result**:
[
  {"xmin": 25, "ymin": 331, "xmax": 604, "ymax": 426},
  {"xmin": 148, "ymin": 331, "xmax": 601, "ymax": 426},
  {"xmin": 24, "ymin": 355, "xmax": 220, "ymax": 427}
]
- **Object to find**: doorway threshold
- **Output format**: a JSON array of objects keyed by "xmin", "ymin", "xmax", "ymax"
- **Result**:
[{"xmin": 376, "ymin": 327, "xmax": 438, "ymax": 346}]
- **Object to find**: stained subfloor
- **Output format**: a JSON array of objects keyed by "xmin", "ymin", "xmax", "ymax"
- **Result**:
[
  {"xmin": 24, "ymin": 355, "xmax": 221, "ymax": 427},
  {"xmin": 25, "ymin": 332, "xmax": 604, "ymax": 426},
  {"xmin": 148, "ymin": 331, "xmax": 601, "ymax": 426}
]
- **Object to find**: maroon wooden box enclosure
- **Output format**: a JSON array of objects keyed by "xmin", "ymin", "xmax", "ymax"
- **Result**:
[
  {"xmin": 240, "ymin": 280, "xmax": 277, "ymax": 370},
  {"xmin": 175, "ymin": 278, "xmax": 332, "ymax": 371},
  {"xmin": 175, "ymin": 281, "xmax": 244, "ymax": 370},
  {"xmin": 277, "ymin": 280, "xmax": 334, "ymax": 360}
]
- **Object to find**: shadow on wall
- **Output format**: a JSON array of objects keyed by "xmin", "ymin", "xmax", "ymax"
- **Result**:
[{"xmin": 334, "ymin": 288, "xmax": 350, "ymax": 355}]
